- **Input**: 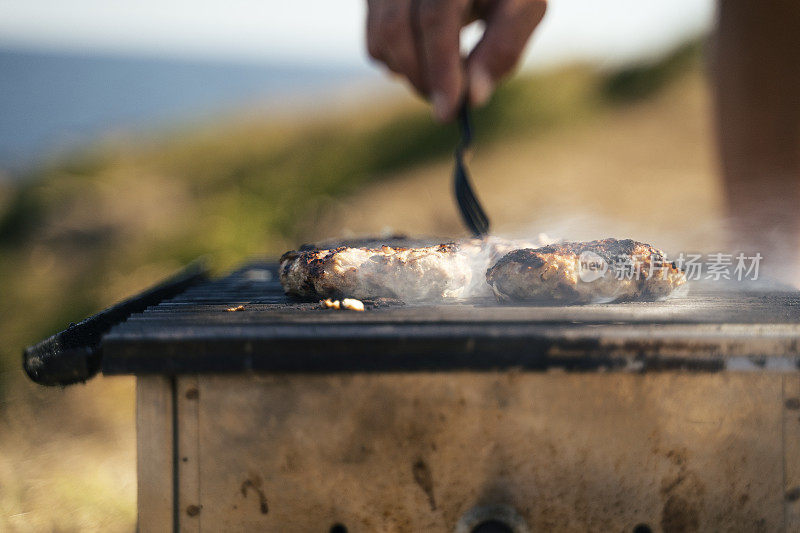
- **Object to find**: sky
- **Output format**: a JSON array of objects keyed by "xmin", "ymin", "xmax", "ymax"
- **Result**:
[{"xmin": 0, "ymin": 0, "xmax": 715, "ymax": 67}]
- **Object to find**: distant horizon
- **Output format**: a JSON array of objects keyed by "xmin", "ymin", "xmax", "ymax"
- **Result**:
[
  {"xmin": 0, "ymin": 46, "xmax": 373, "ymax": 176},
  {"xmin": 0, "ymin": 4, "xmax": 712, "ymax": 177},
  {"xmin": 0, "ymin": 39, "xmax": 371, "ymax": 71}
]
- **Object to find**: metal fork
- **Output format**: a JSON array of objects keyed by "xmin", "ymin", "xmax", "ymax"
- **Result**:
[{"xmin": 453, "ymin": 102, "xmax": 490, "ymax": 237}]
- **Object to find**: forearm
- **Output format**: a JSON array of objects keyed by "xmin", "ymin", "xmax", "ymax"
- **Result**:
[{"xmin": 713, "ymin": 0, "xmax": 800, "ymax": 281}]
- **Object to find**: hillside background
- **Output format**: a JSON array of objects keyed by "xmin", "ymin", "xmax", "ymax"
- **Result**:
[{"xmin": 0, "ymin": 39, "xmax": 724, "ymax": 530}]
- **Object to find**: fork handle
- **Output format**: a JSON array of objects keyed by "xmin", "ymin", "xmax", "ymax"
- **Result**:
[{"xmin": 457, "ymin": 101, "xmax": 473, "ymax": 151}]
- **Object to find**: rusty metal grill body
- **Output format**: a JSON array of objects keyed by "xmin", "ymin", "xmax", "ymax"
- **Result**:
[{"xmin": 88, "ymin": 262, "xmax": 800, "ymax": 531}]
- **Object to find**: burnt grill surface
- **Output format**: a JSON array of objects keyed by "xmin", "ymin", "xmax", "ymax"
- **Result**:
[{"xmin": 101, "ymin": 261, "xmax": 800, "ymax": 374}]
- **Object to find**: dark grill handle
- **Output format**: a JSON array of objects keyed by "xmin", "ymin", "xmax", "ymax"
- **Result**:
[{"xmin": 23, "ymin": 260, "xmax": 208, "ymax": 386}]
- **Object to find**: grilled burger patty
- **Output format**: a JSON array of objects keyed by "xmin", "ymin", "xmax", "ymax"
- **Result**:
[
  {"xmin": 486, "ymin": 238, "xmax": 686, "ymax": 303},
  {"xmin": 279, "ymin": 243, "xmax": 473, "ymax": 301},
  {"xmin": 280, "ymin": 237, "xmax": 685, "ymax": 304}
]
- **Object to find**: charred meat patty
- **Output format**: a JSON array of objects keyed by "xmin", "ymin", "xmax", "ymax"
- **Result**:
[
  {"xmin": 486, "ymin": 238, "xmax": 686, "ymax": 303},
  {"xmin": 279, "ymin": 243, "xmax": 473, "ymax": 302}
]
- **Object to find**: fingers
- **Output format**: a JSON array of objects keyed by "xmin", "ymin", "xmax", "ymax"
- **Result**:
[
  {"xmin": 366, "ymin": 0, "xmax": 545, "ymax": 121},
  {"xmin": 366, "ymin": 0, "xmax": 426, "ymax": 95},
  {"xmin": 415, "ymin": 0, "xmax": 469, "ymax": 122},
  {"xmin": 466, "ymin": 0, "xmax": 546, "ymax": 106},
  {"xmin": 366, "ymin": 0, "xmax": 384, "ymax": 61},
  {"xmin": 382, "ymin": 0, "xmax": 426, "ymax": 93}
]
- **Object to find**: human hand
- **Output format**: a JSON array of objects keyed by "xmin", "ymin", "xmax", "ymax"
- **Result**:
[{"xmin": 366, "ymin": 0, "xmax": 547, "ymax": 122}]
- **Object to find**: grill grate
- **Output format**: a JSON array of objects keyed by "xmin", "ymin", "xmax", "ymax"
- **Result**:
[{"xmin": 99, "ymin": 261, "xmax": 800, "ymax": 375}]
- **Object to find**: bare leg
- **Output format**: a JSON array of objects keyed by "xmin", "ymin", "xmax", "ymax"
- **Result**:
[{"xmin": 713, "ymin": 0, "xmax": 800, "ymax": 283}]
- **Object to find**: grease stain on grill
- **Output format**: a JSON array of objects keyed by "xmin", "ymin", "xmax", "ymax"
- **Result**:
[
  {"xmin": 412, "ymin": 459, "xmax": 436, "ymax": 511},
  {"xmin": 785, "ymin": 486, "xmax": 800, "ymax": 502},
  {"xmin": 661, "ymin": 495, "xmax": 699, "ymax": 533},
  {"xmin": 659, "ymin": 448, "xmax": 705, "ymax": 533},
  {"xmin": 368, "ymin": 297, "xmax": 406, "ymax": 308},
  {"xmin": 186, "ymin": 504, "xmax": 201, "ymax": 517},
  {"xmin": 240, "ymin": 475, "xmax": 269, "ymax": 514},
  {"xmin": 785, "ymin": 397, "xmax": 800, "ymax": 410}
]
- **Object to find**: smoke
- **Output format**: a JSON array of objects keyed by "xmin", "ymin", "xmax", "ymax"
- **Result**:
[
  {"xmin": 499, "ymin": 208, "xmax": 798, "ymax": 290},
  {"xmin": 459, "ymin": 235, "xmax": 556, "ymax": 299},
  {"xmin": 287, "ymin": 209, "xmax": 796, "ymax": 306}
]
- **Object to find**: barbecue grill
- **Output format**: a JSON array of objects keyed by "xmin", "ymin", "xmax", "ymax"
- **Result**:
[{"xmin": 24, "ymin": 260, "xmax": 800, "ymax": 532}]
